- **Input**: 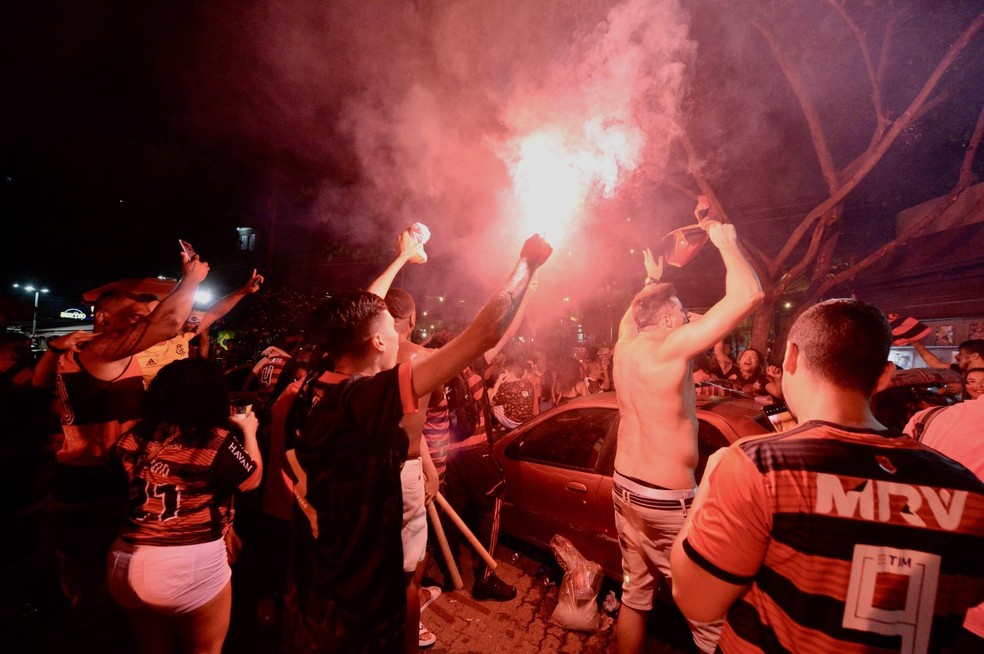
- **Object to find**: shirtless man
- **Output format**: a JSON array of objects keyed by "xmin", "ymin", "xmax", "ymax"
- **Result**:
[
  {"xmin": 383, "ymin": 287, "xmax": 442, "ymax": 651},
  {"xmin": 612, "ymin": 199, "xmax": 763, "ymax": 654}
]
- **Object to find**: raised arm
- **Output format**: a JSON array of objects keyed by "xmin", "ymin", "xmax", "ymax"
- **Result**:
[
  {"xmin": 712, "ymin": 341, "xmax": 735, "ymax": 377},
  {"xmin": 484, "ymin": 276, "xmax": 538, "ymax": 364},
  {"xmin": 912, "ymin": 340, "xmax": 949, "ymax": 369},
  {"xmin": 663, "ymin": 219, "xmax": 764, "ymax": 360},
  {"xmin": 83, "ymin": 254, "xmax": 210, "ymax": 362},
  {"xmin": 229, "ymin": 411, "xmax": 264, "ymax": 491},
  {"xmin": 32, "ymin": 331, "xmax": 97, "ymax": 388},
  {"xmin": 410, "ymin": 235, "xmax": 552, "ymax": 399},
  {"xmin": 366, "ymin": 229, "xmax": 425, "ymax": 299},
  {"xmin": 197, "ymin": 269, "xmax": 264, "ymax": 333}
]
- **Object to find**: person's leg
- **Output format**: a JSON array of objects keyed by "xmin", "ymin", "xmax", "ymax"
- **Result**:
[
  {"xmin": 614, "ymin": 478, "xmax": 722, "ymax": 654},
  {"xmin": 442, "ymin": 450, "xmax": 470, "ymax": 587},
  {"xmin": 404, "ymin": 570, "xmax": 422, "ymax": 653},
  {"xmin": 401, "ymin": 458, "xmax": 431, "ymax": 651},
  {"xmin": 177, "ymin": 581, "xmax": 232, "ymax": 654},
  {"xmin": 616, "ymin": 604, "xmax": 650, "ymax": 654},
  {"xmin": 125, "ymin": 607, "xmax": 177, "ymax": 654},
  {"xmin": 613, "ymin": 491, "xmax": 656, "ymax": 654},
  {"xmin": 467, "ymin": 451, "xmax": 515, "ymax": 600}
]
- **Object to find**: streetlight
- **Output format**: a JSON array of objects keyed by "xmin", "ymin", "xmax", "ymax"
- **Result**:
[{"xmin": 12, "ymin": 283, "xmax": 49, "ymax": 336}]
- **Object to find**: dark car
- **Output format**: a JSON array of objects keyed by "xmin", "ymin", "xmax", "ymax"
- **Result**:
[{"xmin": 493, "ymin": 391, "xmax": 776, "ymax": 581}]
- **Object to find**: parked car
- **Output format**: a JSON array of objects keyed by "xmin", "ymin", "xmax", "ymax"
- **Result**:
[
  {"xmin": 870, "ymin": 367, "xmax": 963, "ymax": 431},
  {"xmin": 493, "ymin": 391, "xmax": 776, "ymax": 582}
]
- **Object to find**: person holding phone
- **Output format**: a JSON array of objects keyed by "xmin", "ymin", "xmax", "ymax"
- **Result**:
[
  {"xmin": 136, "ymin": 245, "xmax": 264, "ymax": 386},
  {"xmin": 107, "ymin": 358, "xmax": 262, "ymax": 654},
  {"xmin": 31, "ymin": 249, "xmax": 209, "ymax": 651}
]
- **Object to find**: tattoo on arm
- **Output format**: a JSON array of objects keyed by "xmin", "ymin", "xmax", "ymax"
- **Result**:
[{"xmin": 90, "ymin": 322, "xmax": 152, "ymax": 360}]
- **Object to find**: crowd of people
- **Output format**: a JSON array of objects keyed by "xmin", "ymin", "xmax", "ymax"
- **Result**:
[{"xmin": 2, "ymin": 200, "xmax": 984, "ymax": 654}]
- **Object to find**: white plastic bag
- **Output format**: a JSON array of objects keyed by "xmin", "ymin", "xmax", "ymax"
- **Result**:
[{"xmin": 549, "ymin": 534, "xmax": 603, "ymax": 631}]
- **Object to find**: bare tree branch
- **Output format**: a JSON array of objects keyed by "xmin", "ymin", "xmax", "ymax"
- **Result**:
[
  {"xmin": 776, "ymin": 206, "xmax": 842, "ymax": 294},
  {"xmin": 875, "ymin": 4, "xmax": 898, "ymax": 91},
  {"xmin": 827, "ymin": 0, "xmax": 886, "ymax": 123},
  {"xmin": 909, "ymin": 86, "xmax": 957, "ymax": 125},
  {"xmin": 768, "ymin": 9, "xmax": 984, "ymax": 275},
  {"xmin": 815, "ymin": 102, "xmax": 984, "ymax": 296},
  {"xmin": 678, "ymin": 131, "xmax": 731, "ymax": 222},
  {"xmin": 754, "ymin": 19, "xmax": 840, "ymax": 194}
]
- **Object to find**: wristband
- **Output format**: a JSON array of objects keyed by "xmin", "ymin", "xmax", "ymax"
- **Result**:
[
  {"xmin": 644, "ymin": 276, "xmax": 659, "ymax": 285},
  {"xmin": 47, "ymin": 344, "xmax": 67, "ymax": 354}
]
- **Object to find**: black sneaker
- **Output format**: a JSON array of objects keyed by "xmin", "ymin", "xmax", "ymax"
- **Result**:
[{"xmin": 472, "ymin": 574, "xmax": 517, "ymax": 601}]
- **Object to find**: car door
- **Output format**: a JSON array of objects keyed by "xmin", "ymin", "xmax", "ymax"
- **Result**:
[{"xmin": 499, "ymin": 406, "xmax": 618, "ymax": 567}]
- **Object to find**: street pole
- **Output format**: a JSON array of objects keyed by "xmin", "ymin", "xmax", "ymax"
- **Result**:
[
  {"xmin": 12, "ymin": 283, "xmax": 48, "ymax": 337},
  {"xmin": 31, "ymin": 290, "xmax": 39, "ymax": 337}
]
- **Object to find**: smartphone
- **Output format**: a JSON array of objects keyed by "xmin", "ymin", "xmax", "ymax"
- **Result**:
[
  {"xmin": 179, "ymin": 239, "xmax": 196, "ymax": 259},
  {"xmin": 763, "ymin": 400, "xmax": 797, "ymax": 433}
]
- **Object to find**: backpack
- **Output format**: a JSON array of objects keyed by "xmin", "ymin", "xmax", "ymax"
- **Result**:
[{"xmin": 446, "ymin": 371, "xmax": 481, "ymax": 443}]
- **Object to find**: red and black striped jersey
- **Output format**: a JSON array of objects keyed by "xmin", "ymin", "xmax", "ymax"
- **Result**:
[
  {"xmin": 115, "ymin": 426, "xmax": 257, "ymax": 546},
  {"xmin": 683, "ymin": 420, "xmax": 984, "ymax": 653}
]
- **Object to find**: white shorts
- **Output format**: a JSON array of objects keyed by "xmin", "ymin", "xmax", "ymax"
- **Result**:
[
  {"xmin": 107, "ymin": 537, "xmax": 231, "ymax": 614},
  {"xmin": 401, "ymin": 457, "xmax": 428, "ymax": 573}
]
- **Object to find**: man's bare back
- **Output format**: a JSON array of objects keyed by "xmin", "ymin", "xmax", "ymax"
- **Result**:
[
  {"xmin": 614, "ymin": 331, "xmax": 700, "ymax": 490},
  {"xmin": 397, "ymin": 339, "xmax": 433, "ymax": 459},
  {"xmin": 613, "ymin": 218, "xmax": 764, "ymax": 491}
]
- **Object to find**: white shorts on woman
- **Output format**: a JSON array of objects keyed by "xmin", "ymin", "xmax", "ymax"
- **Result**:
[{"xmin": 107, "ymin": 537, "xmax": 230, "ymax": 614}]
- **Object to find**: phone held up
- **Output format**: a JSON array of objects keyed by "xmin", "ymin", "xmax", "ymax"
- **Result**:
[
  {"xmin": 179, "ymin": 239, "xmax": 196, "ymax": 259},
  {"xmin": 763, "ymin": 400, "xmax": 797, "ymax": 433}
]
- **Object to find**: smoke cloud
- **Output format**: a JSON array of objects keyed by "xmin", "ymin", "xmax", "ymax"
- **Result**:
[{"xmin": 176, "ymin": 0, "xmax": 698, "ymax": 340}]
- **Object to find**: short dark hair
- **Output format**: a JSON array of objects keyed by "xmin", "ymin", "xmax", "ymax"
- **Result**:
[
  {"xmin": 308, "ymin": 291, "xmax": 389, "ymax": 358},
  {"xmin": 788, "ymin": 299, "xmax": 891, "ymax": 396},
  {"xmin": 425, "ymin": 329, "xmax": 456, "ymax": 349},
  {"xmin": 384, "ymin": 288, "xmax": 416, "ymax": 322},
  {"xmin": 94, "ymin": 290, "xmax": 134, "ymax": 314},
  {"xmin": 504, "ymin": 358, "xmax": 525, "ymax": 377},
  {"xmin": 632, "ymin": 282, "xmax": 678, "ymax": 329},
  {"xmin": 959, "ymin": 339, "xmax": 984, "ymax": 358}
]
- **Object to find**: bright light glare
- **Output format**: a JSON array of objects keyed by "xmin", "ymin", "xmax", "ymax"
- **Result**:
[
  {"xmin": 194, "ymin": 290, "xmax": 213, "ymax": 305},
  {"xmin": 507, "ymin": 119, "xmax": 642, "ymax": 246}
]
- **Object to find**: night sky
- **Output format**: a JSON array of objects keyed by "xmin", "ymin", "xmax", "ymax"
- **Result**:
[{"xmin": 3, "ymin": 0, "xmax": 982, "ymax": 328}]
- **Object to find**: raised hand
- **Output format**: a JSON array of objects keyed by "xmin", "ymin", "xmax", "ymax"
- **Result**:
[
  {"xmin": 49, "ymin": 330, "xmax": 97, "ymax": 353},
  {"xmin": 181, "ymin": 252, "xmax": 210, "ymax": 283},
  {"xmin": 397, "ymin": 229, "xmax": 426, "ymax": 263},
  {"xmin": 520, "ymin": 234, "xmax": 553, "ymax": 269},
  {"xmin": 706, "ymin": 222, "xmax": 738, "ymax": 249},
  {"xmin": 244, "ymin": 269, "xmax": 264, "ymax": 294},
  {"xmin": 643, "ymin": 248, "xmax": 663, "ymax": 282}
]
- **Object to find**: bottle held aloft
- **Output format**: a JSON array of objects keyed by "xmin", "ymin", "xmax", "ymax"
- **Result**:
[{"xmin": 403, "ymin": 222, "xmax": 430, "ymax": 263}]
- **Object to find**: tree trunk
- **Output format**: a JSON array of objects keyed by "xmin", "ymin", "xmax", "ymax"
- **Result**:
[{"xmin": 749, "ymin": 294, "xmax": 774, "ymax": 356}]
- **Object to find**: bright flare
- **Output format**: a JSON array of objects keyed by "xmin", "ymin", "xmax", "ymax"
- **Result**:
[{"xmin": 507, "ymin": 119, "xmax": 643, "ymax": 245}]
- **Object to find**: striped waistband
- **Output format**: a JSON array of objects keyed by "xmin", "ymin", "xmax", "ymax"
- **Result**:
[{"xmin": 613, "ymin": 472, "xmax": 696, "ymax": 511}]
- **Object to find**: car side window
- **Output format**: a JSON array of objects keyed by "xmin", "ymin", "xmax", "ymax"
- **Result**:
[
  {"xmin": 695, "ymin": 420, "xmax": 730, "ymax": 482},
  {"xmin": 505, "ymin": 407, "xmax": 616, "ymax": 471}
]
